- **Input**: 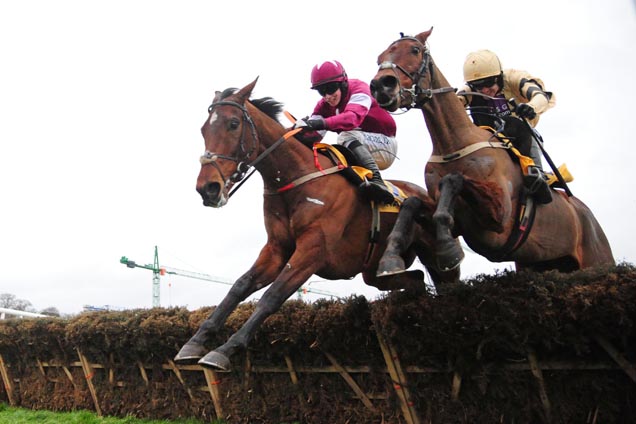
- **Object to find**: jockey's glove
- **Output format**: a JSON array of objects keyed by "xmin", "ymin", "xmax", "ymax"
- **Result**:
[
  {"xmin": 304, "ymin": 117, "xmax": 327, "ymax": 131},
  {"xmin": 515, "ymin": 103, "xmax": 537, "ymax": 120}
]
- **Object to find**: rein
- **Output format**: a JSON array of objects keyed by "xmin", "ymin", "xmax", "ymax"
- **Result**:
[{"xmin": 378, "ymin": 35, "xmax": 456, "ymax": 109}]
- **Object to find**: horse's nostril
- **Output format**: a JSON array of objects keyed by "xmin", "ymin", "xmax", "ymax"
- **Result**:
[
  {"xmin": 198, "ymin": 182, "xmax": 221, "ymax": 201},
  {"xmin": 206, "ymin": 182, "xmax": 220, "ymax": 197},
  {"xmin": 381, "ymin": 76, "xmax": 398, "ymax": 90}
]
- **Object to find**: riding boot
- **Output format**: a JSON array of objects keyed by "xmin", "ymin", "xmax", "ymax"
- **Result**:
[
  {"xmin": 350, "ymin": 144, "xmax": 395, "ymax": 204},
  {"xmin": 524, "ymin": 165, "xmax": 552, "ymax": 204}
]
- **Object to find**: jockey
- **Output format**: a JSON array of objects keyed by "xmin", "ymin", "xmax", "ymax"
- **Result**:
[
  {"xmin": 299, "ymin": 60, "xmax": 397, "ymax": 204},
  {"xmin": 457, "ymin": 49, "xmax": 556, "ymax": 204}
]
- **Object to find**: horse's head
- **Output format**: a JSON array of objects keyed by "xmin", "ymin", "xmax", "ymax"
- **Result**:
[
  {"xmin": 370, "ymin": 28, "xmax": 434, "ymax": 111},
  {"xmin": 197, "ymin": 79, "xmax": 259, "ymax": 207}
]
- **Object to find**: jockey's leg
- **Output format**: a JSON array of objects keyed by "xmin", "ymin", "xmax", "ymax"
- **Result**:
[
  {"xmin": 504, "ymin": 117, "xmax": 551, "ymax": 204},
  {"xmin": 524, "ymin": 139, "xmax": 552, "ymax": 204},
  {"xmin": 338, "ymin": 133, "xmax": 395, "ymax": 204}
]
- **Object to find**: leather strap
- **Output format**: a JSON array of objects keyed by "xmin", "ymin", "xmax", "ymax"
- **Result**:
[{"xmin": 428, "ymin": 140, "xmax": 510, "ymax": 163}]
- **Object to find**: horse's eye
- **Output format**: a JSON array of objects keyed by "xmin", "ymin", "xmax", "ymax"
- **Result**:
[
  {"xmin": 411, "ymin": 46, "xmax": 421, "ymax": 55},
  {"xmin": 229, "ymin": 118, "xmax": 240, "ymax": 130}
]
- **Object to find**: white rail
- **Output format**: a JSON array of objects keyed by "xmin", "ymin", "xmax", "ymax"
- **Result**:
[{"xmin": 0, "ymin": 307, "xmax": 47, "ymax": 319}]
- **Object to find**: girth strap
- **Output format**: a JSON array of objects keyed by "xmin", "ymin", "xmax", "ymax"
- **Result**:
[
  {"xmin": 428, "ymin": 140, "xmax": 509, "ymax": 163},
  {"xmin": 489, "ymin": 191, "xmax": 537, "ymax": 261}
]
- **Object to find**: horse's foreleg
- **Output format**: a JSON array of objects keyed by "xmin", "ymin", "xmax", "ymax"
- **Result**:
[
  {"xmin": 433, "ymin": 173, "xmax": 465, "ymax": 271},
  {"xmin": 198, "ymin": 233, "xmax": 324, "ymax": 371},
  {"xmin": 376, "ymin": 196, "xmax": 423, "ymax": 276},
  {"xmin": 174, "ymin": 245, "xmax": 286, "ymax": 364}
]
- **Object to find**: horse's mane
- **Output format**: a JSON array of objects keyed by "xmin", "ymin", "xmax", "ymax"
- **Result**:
[
  {"xmin": 251, "ymin": 97, "xmax": 284, "ymax": 122},
  {"xmin": 216, "ymin": 88, "xmax": 284, "ymax": 123}
]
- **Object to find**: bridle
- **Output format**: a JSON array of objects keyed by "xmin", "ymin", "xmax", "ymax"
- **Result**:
[
  {"xmin": 377, "ymin": 35, "xmax": 456, "ymax": 109},
  {"xmin": 200, "ymin": 99, "xmax": 301, "ymax": 198},
  {"xmin": 200, "ymin": 100, "xmax": 258, "ymax": 192}
]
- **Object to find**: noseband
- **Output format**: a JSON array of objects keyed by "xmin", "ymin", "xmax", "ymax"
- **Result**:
[
  {"xmin": 378, "ymin": 35, "xmax": 455, "ymax": 109},
  {"xmin": 200, "ymin": 100, "xmax": 259, "ymax": 189}
]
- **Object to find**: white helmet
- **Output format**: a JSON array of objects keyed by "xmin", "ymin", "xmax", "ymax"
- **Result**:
[{"xmin": 463, "ymin": 49, "xmax": 502, "ymax": 82}]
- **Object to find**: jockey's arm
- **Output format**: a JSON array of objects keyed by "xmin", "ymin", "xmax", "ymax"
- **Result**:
[
  {"xmin": 520, "ymin": 78, "xmax": 551, "ymax": 115},
  {"xmin": 506, "ymin": 68, "xmax": 554, "ymax": 116}
]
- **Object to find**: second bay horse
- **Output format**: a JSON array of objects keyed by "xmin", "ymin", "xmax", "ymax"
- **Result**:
[
  {"xmin": 174, "ymin": 79, "xmax": 459, "ymax": 371},
  {"xmin": 370, "ymin": 28, "xmax": 614, "ymax": 273}
]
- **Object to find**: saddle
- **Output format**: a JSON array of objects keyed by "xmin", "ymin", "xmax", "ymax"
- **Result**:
[
  {"xmin": 312, "ymin": 143, "xmax": 406, "ymax": 211},
  {"xmin": 482, "ymin": 127, "xmax": 573, "ymax": 188}
]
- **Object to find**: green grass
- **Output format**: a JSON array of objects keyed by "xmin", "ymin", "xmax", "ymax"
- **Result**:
[{"xmin": 0, "ymin": 404, "xmax": 215, "ymax": 424}]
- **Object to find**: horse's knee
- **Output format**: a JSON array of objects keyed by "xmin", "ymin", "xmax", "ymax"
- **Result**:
[
  {"xmin": 402, "ymin": 196, "xmax": 424, "ymax": 212},
  {"xmin": 433, "ymin": 209, "xmax": 454, "ymax": 229}
]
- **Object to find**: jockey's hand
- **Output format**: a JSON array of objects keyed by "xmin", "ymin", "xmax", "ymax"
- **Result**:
[
  {"xmin": 515, "ymin": 103, "xmax": 537, "ymax": 120},
  {"xmin": 303, "ymin": 117, "xmax": 327, "ymax": 131},
  {"xmin": 292, "ymin": 117, "xmax": 309, "ymax": 130}
]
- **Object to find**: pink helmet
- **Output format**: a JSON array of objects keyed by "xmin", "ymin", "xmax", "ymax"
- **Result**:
[{"xmin": 310, "ymin": 60, "xmax": 348, "ymax": 89}]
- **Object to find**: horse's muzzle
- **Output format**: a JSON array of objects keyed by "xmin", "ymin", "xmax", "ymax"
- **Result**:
[
  {"xmin": 370, "ymin": 76, "xmax": 400, "ymax": 112},
  {"xmin": 197, "ymin": 181, "xmax": 228, "ymax": 208}
]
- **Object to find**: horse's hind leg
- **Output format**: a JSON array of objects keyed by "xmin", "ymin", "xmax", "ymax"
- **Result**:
[
  {"xmin": 433, "ymin": 173, "xmax": 465, "ymax": 271},
  {"xmin": 377, "ymin": 196, "xmax": 423, "ymax": 276}
]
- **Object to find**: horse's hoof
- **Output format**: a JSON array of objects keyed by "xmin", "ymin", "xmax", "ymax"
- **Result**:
[
  {"xmin": 174, "ymin": 342, "xmax": 207, "ymax": 364},
  {"xmin": 436, "ymin": 242, "xmax": 465, "ymax": 271},
  {"xmin": 198, "ymin": 350, "xmax": 232, "ymax": 371},
  {"xmin": 377, "ymin": 254, "xmax": 406, "ymax": 277}
]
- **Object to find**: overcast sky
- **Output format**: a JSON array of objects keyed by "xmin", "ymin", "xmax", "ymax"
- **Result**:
[{"xmin": 1, "ymin": 1, "xmax": 635, "ymax": 314}]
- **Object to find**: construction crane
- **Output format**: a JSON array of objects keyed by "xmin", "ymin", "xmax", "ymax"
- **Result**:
[
  {"xmin": 120, "ymin": 246, "xmax": 340, "ymax": 307},
  {"xmin": 296, "ymin": 281, "xmax": 341, "ymax": 300},
  {"xmin": 120, "ymin": 246, "xmax": 233, "ymax": 307}
]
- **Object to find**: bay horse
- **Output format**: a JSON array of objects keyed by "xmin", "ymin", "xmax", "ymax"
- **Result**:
[
  {"xmin": 370, "ymin": 28, "xmax": 614, "ymax": 274},
  {"xmin": 174, "ymin": 78, "xmax": 459, "ymax": 371}
]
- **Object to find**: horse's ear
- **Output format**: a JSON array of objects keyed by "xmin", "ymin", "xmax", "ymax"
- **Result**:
[
  {"xmin": 417, "ymin": 26, "xmax": 433, "ymax": 44},
  {"xmin": 236, "ymin": 77, "xmax": 259, "ymax": 103},
  {"xmin": 212, "ymin": 90, "xmax": 223, "ymax": 103}
]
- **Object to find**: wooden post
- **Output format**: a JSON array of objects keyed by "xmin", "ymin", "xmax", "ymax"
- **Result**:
[
  {"xmin": 450, "ymin": 370, "xmax": 462, "ymax": 401},
  {"xmin": 108, "ymin": 353, "xmax": 115, "ymax": 385},
  {"xmin": 376, "ymin": 331, "xmax": 420, "ymax": 424},
  {"xmin": 167, "ymin": 360, "xmax": 194, "ymax": 401},
  {"xmin": 527, "ymin": 349, "xmax": 551, "ymax": 423},
  {"xmin": 0, "ymin": 354, "xmax": 15, "ymax": 406},
  {"xmin": 76, "ymin": 349, "xmax": 102, "ymax": 416},
  {"xmin": 595, "ymin": 335, "xmax": 636, "ymax": 383},
  {"xmin": 137, "ymin": 361, "xmax": 149, "ymax": 387},
  {"xmin": 284, "ymin": 354, "xmax": 306, "ymax": 410},
  {"xmin": 36, "ymin": 358, "xmax": 48, "ymax": 380},
  {"xmin": 202, "ymin": 367, "xmax": 224, "ymax": 420},
  {"xmin": 284, "ymin": 354, "xmax": 300, "ymax": 385},
  {"xmin": 322, "ymin": 350, "xmax": 377, "ymax": 413},
  {"xmin": 243, "ymin": 351, "xmax": 252, "ymax": 391},
  {"xmin": 62, "ymin": 365, "xmax": 76, "ymax": 387}
]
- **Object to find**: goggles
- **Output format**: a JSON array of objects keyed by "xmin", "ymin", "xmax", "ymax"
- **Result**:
[
  {"xmin": 468, "ymin": 76, "xmax": 498, "ymax": 90},
  {"xmin": 316, "ymin": 82, "xmax": 341, "ymax": 97}
]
